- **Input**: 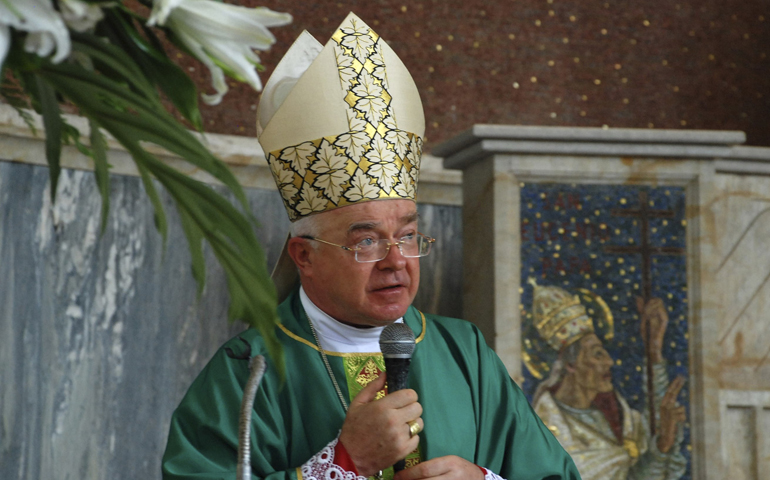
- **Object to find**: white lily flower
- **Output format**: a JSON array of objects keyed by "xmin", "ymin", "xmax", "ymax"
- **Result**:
[
  {"xmin": 25, "ymin": 30, "xmax": 57, "ymax": 58},
  {"xmin": 60, "ymin": 0, "xmax": 106, "ymax": 33},
  {"xmin": 0, "ymin": 0, "xmax": 71, "ymax": 69},
  {"xmin": 148, "ymin": 0, "xmax": 291, "ymax": 105}
]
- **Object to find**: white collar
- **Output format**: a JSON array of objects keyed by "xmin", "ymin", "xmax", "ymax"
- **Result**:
[{"xmin": 299, "ymin": 286, "xmax": 403, "ymax": 354}]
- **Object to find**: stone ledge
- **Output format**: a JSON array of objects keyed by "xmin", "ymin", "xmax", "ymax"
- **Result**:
[
  {"xmin": 435, "ymin": 124, "xmax": 770, "ymax": 176},
  {"xmin": 0, "ymin": 104, "xmax": 462, "ymax": 206},
  {"xmin": 434, "ymin": 124, "xmax": 747, "ymax": 159}
]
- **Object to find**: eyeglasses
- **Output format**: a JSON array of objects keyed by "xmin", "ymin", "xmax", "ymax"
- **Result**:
[{"xmin": 301, "ymin": 232, "xmax": 436, "ymax": 263}]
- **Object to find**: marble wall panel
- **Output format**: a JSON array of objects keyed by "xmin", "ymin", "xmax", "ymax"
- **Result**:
[
  {"xmin": 414, "ymin": 202, "xmax": 464, "ymax": 317},
  {"xmin": 0, "ymin": 160, "xmax": 462, "ymax": 480},
  {"xmin": 723, "ymin": 406, "xmax": 757, "ymax": 480},
  {"xmin": 761, "ymin": 407, "xmax": 770, "ymax": 479},
  {"xmin": 710, "ymin": 174, "xmax": 770, "ymax": 390},
  {"xmin": 719, "ymin": 391, "xmax": 770, "ymax": 480}
]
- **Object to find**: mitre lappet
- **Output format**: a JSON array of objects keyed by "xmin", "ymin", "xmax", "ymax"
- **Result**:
[{"xmin": 256, "ymin": 12, "xmax": 426, "ymax": 299}]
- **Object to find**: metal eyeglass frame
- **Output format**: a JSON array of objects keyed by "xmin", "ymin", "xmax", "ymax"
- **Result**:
[{"xmin": 300, "ymin": 232, "xmax": 436, "ymax": 263}]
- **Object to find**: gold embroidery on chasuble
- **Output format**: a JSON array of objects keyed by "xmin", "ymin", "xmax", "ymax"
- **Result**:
[
  {"xmin": 344, "ymin": 356, "xmax": 386, "ymax": 400},
  {"xmin": 342, "ymin": 354, "xmax": 422, "ymax": 479}
]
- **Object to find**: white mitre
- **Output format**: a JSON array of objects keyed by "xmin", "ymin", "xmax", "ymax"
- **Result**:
[
  {"xmin": 257, "ymin": 12, "xmax": 425, "ymax": 222},
  {"xmin": 258, "ymin": 13, "xmax": 426, "ymax": 301}
]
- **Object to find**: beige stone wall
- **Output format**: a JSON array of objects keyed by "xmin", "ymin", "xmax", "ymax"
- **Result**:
[
  {"xmin": 712, "ymin": 174, "xmax": 770, "ymax": 390},
  {"xmin": 711, "ymin": 174, "xmax": 770, "ymax": 480},
  {"xmin": 719, "ymin": 390, "xmax": 770, "ymax": 479}
]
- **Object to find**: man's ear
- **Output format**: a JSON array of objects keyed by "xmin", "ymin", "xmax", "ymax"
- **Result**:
[{"xmin": 287, "ymin": 237, "xmax": 313, "ymax": 276}]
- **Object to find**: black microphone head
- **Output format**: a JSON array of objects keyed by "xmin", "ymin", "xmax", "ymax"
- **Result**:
[{"xmin": 379, "ymin": 323, "xmax": 416, "ymax": 359}]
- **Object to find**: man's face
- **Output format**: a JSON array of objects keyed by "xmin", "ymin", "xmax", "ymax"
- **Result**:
[
  {"xmin": 573, "ymin": 333, "xmax": 614, "ymax": 393},
  {"xmin": 297, "ymin": 199, "xmax": 421, "ymax": 327}
]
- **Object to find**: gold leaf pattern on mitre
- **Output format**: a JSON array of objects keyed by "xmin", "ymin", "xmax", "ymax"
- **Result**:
[
  {"xmin": 265, "ymin": 15, "xmax": 422, "ymax": 221},
  {"xmin": 344, "ymin": 169, "xmax": 380, "ymax": 203},
  {"xmin": 394, "ymin": 167, "xmax": 415, "ymax": 198},
  {"xmin": 340, "ymin": 18, "xmax": 375, "ymax": 63},
  {"xmin": 311, "ymin": 140, "xmax": 350, "ymax": 203},
  {"xmin": 295, "ymin": 183, "xmax": 328, "ymax": 217}
]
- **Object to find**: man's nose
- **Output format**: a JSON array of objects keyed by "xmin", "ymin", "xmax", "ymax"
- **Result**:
[{"xmin": 377, "ymin": 241, "xmax": 407, "ymax": 269}]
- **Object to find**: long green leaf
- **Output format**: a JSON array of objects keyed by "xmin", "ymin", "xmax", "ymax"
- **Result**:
[
  {"xmin": 43, "ymin": 61, "xmax": 161, "ymax": 114},
  {"xmin": 61, "ymin": 121, "xmax": 92, "ymax": 157},
  {"xmin": 120, "ymin": 137, "xmax": 282, "ymax": 373},
  {"xmin": 35, "ymin": 76, "xmax": 62, "ymax": 201},
  {"xmin": 38, "ymin": 63, "xmax": 249, "ymax": 212},
  {"xmin": 135, "ymin": 149, "xmax": 261, "ymax": 262},
  {"xmin": 29, "ymin": 40, "xmax": 282, "ymax": 370},
  {"xmin": 135, "ymin": 157, "xmax": 169, "ymax": 250},
  {"xmin": 159, "ymin": 183, "xmax": 281, "ymax": 371},
  {"xmin": 107, "ymin": 10, "xmax": 203, "ymax": 130},
  {"xmin": 177, "ymin": 207, "xmax": 207, "ymax": 298},
  {"xmin": 89, "ymin": 120, "xmax": 111, "ymax": 235},
  {"xmin": 8, "ymin": 18, "xmax": 282, "ymax": 372},
  {"xmin": 70, "ymin": 33, "xmax": 158, "ymax": 102}
]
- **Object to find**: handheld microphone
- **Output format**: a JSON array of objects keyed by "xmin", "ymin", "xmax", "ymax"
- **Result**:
[{"xmin": 379, "ymin": 322, "xmax": 416, "ymax": 473}]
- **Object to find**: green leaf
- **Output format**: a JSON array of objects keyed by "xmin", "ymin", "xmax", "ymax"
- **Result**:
[
  {"xmin": 214, "ymin": 240, "xmax": 284, "ymax": 376},
  {"xmin": 35, "ymin": 76, "xmax": 62, "ymax": 201},
  {"xmin": 135, "ymin": 157, "xmax": 169, "ymax": 250},
  {"xmin": 126, "ymin": 12, "xmax": 204, "ymax": 130},
  {"xmin": 178, "ymin": 207, "xmax": 207, "ymax": 298},
  {"xmin": 89, "ymin": 120, "xmax": 111, "ymax": 235},
  {"xmin": 100, "ymin": 10, "xmax": 203, "ymax": 130},
  {"xmin": 30, "ymin": 48, "xmax": 283, "ymax": 372},
  {"xmin": 70, "ymin": 32, "xmax": 158, "ymax": 102},
  {"xmin": 119, "ymin": 137, "xmax": 283, "ymax": 374},
  {"xmin": 38, "ymin": 62, "xmax": 252, "ymax": 218},
  {"xmin": 62, "ymin": 121, "xmax": 92, "ymax": 157}
]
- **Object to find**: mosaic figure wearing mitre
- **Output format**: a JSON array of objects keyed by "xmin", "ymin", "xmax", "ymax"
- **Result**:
[
  {"xmin": 526, "ymin": 281, "xmax": 687, "ymax": 480},
  {"xmin": 162, "ymin": 13, "xmax": 581, "ymax": 480}
]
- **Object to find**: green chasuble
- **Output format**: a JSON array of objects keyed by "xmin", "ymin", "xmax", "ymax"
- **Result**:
[{"xmin": 162, "ymin": 289, "xmax": 580, "ymax": 480}]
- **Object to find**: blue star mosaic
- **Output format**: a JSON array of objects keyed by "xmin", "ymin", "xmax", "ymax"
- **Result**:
[{"xmin": 519, "ymin": 183, "xmax": 691, "ymax": 479}]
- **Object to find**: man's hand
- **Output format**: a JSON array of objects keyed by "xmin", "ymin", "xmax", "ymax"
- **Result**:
[
  {"xmin": 393, "ymin": 456, "xmax": 485, "ymax": 480},
  {"xmin": 339, "ymin": 373, "xmax": 423, "ymax": 477},
  {"xmin": 636, "ymin": 297, "xmax": 669, "ymax": 363},
  {"xmin": 657, "ymin": 375, "xmax": 686, "ymax": 453}
]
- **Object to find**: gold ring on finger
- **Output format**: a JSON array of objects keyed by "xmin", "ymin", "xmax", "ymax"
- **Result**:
[{"xmin": 407, "ymin": 420, "xmax": 422, "ymax": 438}]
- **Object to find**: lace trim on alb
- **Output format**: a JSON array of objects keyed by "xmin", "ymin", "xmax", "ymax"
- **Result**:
[{"xmin": 299, "ymin": 437, "xmax": 367, "ymax": 480}]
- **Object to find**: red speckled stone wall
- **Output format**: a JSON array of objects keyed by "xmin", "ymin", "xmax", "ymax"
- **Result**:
[{"xmin": 174, "ymin": 1, "xmax": 770, "ymax": 150}]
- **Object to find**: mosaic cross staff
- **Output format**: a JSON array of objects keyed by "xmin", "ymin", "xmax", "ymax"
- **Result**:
[{"xmin": 603, "ymin": 190, "xmax": 685, "ymax": 435}]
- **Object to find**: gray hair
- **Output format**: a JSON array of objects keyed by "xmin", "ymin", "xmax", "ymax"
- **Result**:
[
  {"xmin": 290, "ymin": 214, "xmax": 322, "ymax": 237},
  {"xmin": 289, "ymin": 214, "xmax": 325, "ymax": 250}
]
